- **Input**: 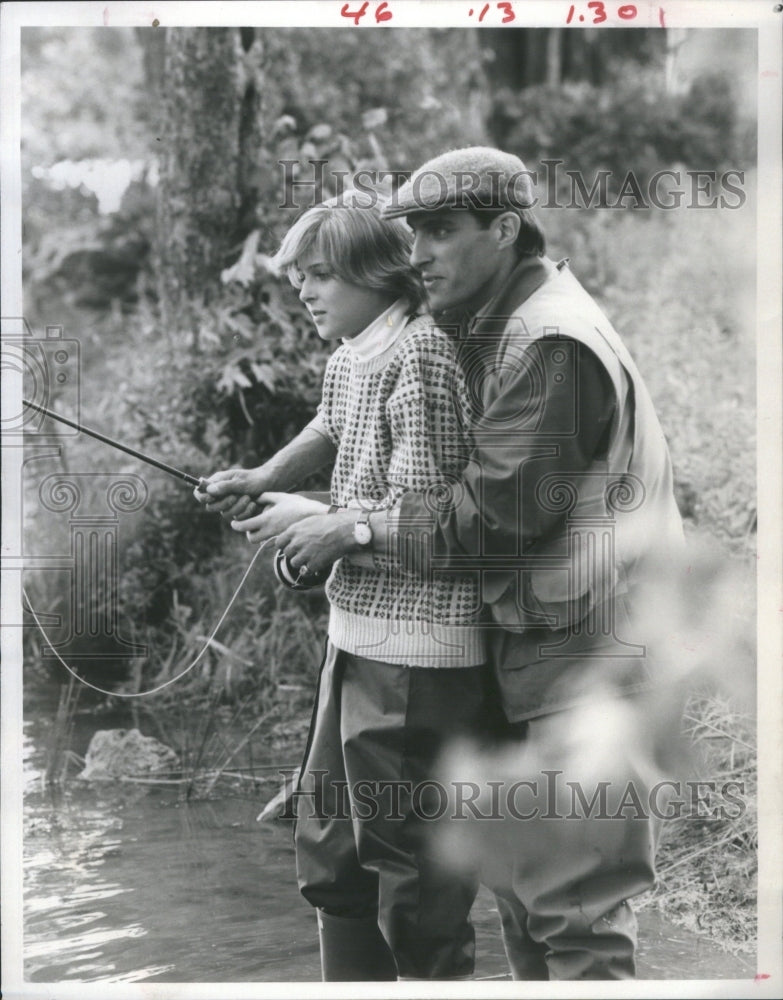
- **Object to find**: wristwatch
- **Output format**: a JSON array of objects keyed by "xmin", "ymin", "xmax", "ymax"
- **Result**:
[{"xmin": 353, "ymin": 510, "xmax": 373, "ymax": 547}]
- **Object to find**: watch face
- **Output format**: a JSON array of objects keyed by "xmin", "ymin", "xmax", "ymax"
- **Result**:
[{"xmin": 353, "ymin": 520, "xmax": 372, "ymax": 546}]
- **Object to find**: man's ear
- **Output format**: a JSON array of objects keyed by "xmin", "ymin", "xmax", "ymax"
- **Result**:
[{"xmin": 491, "ymin": 211, "xmax": 521, "ymax": 250}]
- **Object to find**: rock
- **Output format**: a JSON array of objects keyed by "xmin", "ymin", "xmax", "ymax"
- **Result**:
[{"xmin": 79, "ymin": 728, "xmax": 179, "ymax": 781}]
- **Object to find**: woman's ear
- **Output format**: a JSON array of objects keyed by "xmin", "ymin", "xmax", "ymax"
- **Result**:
[{"xmin": 492, "ymin": 211, "xmax": 521, "ymax": 250}]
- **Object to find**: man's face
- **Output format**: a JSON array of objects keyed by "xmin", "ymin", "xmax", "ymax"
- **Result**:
[{"xmin": 406, "ymin": 210, "xmax": 502, "ymax": 314}]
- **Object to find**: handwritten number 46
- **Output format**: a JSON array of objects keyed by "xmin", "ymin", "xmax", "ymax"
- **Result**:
[{"xmin": 341, "ymin": 1, "xmax": 393, "ymax": 24}]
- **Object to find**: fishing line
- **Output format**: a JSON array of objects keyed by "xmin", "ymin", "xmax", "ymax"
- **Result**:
[{"xmin": 22, "ymin": 539, "xmax": 274, "ymax": 699}]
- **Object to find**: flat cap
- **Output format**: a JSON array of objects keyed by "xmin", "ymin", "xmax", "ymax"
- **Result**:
[{"xmin": 382, "ymin": 146, "xmax": 535, "ymax": 219}]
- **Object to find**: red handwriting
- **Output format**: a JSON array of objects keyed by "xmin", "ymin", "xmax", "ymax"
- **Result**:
[
  {"xmin": 337, "ymin": 0, "xmax": 657, "ymax": 27},
  {"xmin": 468, "ymin": 2, "xmax": 516, "ymax": 22},
  {"xmin": 340, "ymin": 1, "xmax": 392, "ymax": 25},
  {"xmin": 755, "ymin": 974, "xmax": 771, "ymax": 982},
  {"xmin": 566, "ymin": 2, "xmax": 637, "ymax": 23},
  {"xmin": 659, "ymin": 6, "xmax": 666, "ymax": 27}
]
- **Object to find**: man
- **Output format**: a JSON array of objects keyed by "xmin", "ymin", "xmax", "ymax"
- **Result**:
[{"xmin": 199, "ymin": 147, "xmax": 684, "ymax": 980}]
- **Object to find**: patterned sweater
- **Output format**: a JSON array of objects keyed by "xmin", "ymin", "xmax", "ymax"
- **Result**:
[{"xmin": 316, "ymin": 304, "xmax": 484, "ymax": 667}]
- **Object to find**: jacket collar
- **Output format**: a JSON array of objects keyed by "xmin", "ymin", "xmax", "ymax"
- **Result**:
[
  {"xmin": 472, "ymin": 254, "xmax": 556, "ymax": 337},
  {"xmin": 434, "ymin": 255, "xmax": 557, "ymax": 341}
]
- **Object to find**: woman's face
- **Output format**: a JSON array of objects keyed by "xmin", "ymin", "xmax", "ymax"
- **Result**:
[{"xmin": 295, "ymin": 254, "xmax": 394, "ymax": 341}]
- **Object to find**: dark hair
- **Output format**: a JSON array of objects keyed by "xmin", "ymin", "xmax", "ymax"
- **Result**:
[
  {"xmin": 469, "ymin": 206, "xmax": 546, "ymax": 257},
  {"xmin": 273, "ymin": 191, "xmax": 424, "ymax": 311}
]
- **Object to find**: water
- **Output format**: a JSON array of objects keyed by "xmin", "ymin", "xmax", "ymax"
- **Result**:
[
  {"xmin": 23, "ymin": 713, "xmax": 322, "ymax": 983},
  {"xmin": 22, "ymin": 711, "xmax": 755, "ymax": 983}
]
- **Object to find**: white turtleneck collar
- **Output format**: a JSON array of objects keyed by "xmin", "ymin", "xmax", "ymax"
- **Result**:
[{"xmin": 343, "ymin": 299, "xmax": 410, "ymax": 361}]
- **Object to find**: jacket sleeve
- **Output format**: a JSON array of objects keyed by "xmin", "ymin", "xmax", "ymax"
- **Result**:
[{"xmin": 396, "ymin": 336, "xmax": 616, "ymax": 571}]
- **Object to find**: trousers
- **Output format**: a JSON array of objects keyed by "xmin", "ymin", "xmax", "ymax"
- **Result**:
[
  {"xmin": 294, "ymin": 642, "xmax": 496, "ymax": 980},
  {"xmin": 488, "ymin": 777, "xmax": 657, "ymax": 981},
  {"xmin": 479, "ymin": 689, "xmax": 680, "ymax": 979}
]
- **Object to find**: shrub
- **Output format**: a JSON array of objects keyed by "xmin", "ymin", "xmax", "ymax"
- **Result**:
[{"xmin": 489, "ymin": 67, "xmax": 752, "ymax": 200}]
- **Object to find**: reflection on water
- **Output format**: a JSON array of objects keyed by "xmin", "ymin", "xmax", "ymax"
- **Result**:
[
  {"xmin": 23, "ymin": 718, "xmax": 322, "ymax": 983},
  {"xmin": 23, "ymin": 716, "xmax": 755, "ymax": 983}
]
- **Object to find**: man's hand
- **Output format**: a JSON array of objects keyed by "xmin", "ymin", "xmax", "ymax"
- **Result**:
[
  {"xmin": 231, "ymin": 492, "xmax": 330, "ymax": 543},
  {"xmin": 193, "ymin": 468, "xmax": 271, "ymax": 522},
  {"xmin": 276, "ymin": 510, "xmax": 360, "ymax": 575}
]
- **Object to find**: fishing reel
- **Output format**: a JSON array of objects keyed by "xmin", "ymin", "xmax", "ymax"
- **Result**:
[{"xmin": 273, "ymin": 549, "xmax": 330, "ymax": 591}]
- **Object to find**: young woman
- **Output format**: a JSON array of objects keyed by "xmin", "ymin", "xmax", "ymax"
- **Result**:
[{"xmin": 204, "ymin": 193, "xmax": 493, "ymax": 981}]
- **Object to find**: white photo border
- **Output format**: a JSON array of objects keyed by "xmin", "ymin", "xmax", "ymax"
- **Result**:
[{"xmin": 2, "ymin": 2, "xmax": 781, "ymax": 998}]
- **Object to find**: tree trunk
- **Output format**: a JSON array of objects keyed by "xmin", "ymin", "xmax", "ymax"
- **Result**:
[
  {"xmin": 545, "ymin": 28, "xmax": 563, "ymax": 86},
  {"xmin": 155, "ymin": 28, "xmax": 247, "ymax": 337},
  {"xmin": 236, "ymin": 28, "xmax": 264, "ymax": 238},
  {"xmin": 135, "ymin": 25, "xmax": 167, "ymax": 95}
]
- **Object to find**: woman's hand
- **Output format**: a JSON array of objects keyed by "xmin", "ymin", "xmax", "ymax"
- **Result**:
[{"xmin": 231, "ymin": 492, "xmax": 329, "ymax": 543}]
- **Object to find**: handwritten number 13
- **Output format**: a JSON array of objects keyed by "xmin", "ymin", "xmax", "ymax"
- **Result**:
[{"xmin": 473, "ymin": 2, "xmax": 515, "ymax": 22}]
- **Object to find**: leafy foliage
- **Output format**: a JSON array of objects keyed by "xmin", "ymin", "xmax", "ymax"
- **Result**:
[
  {"xmin": 489, "ymin": 67, "xmax": 754, "ymax": 199},
  {"xmin": 259, "ymin": 28, "xmax": 489, "ymax": 169},
  {"xmin": 109, "ymin": 266, "xmax": 331, "ymax": 629},
  {"xmin": 21, "ymin": 28, "xmax": 150, "ymax": 166},
  {"xmin": 24, "ymin": 174, "xmax": 155, "ymax": 320}
]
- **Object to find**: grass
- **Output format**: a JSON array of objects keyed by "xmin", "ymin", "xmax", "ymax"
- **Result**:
[
  {"xmin": 42, "ymin": 674, "xmax": 82, "ymax": 785},
  {"xmin": 638, "ymin": 691, "xmax": 757, "ymax": 952}
]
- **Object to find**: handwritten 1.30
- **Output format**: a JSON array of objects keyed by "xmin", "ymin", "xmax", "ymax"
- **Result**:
[{"xmin": 566, "ymin": 2, "xmax": 638, "ymax": 23}]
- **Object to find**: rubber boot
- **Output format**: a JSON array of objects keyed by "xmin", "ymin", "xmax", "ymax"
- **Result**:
[{"xmin": 317, "ymin": 909, "xmax": 398, "ymax": 981}]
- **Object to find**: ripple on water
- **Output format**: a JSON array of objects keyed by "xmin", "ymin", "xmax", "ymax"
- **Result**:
[
  {"xmin": 22, "ymin": 716, "xmax": 753, "ymax": 983},
  {"xmin": 23, "ymin": 717, "xmax": 320, "ymax": 982}
]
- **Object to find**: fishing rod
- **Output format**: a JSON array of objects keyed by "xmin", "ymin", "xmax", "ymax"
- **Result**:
[
  {"xmin": 22, "ymin": 397, "xmax": 209, "ymax": 491},
  {"xmin": 22, "ymin": 396, "xmax": 328, "ymax": 590}
]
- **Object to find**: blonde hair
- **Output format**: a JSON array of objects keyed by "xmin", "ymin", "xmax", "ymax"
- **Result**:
[{"xmin": 273, "ymin": 191, "xmax": 424, "ymax": 312}]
